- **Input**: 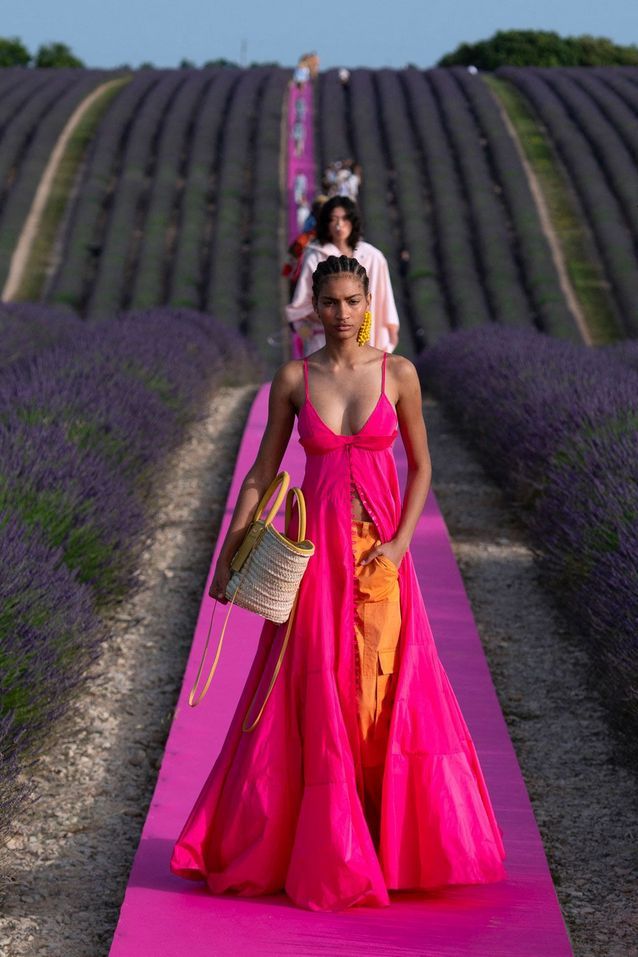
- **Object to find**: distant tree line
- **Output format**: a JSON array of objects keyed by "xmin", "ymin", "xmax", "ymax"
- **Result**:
[
  {"xmin": 438, "ymin": 29, "xmax": 638, "ymax": 69},
  {"xmin": 0, "ymin": 37, "xmax": 84, "ymax": 68},
  {"xmin": 0, "ymin": 37, "xmax": 281, "ymax": 71}
]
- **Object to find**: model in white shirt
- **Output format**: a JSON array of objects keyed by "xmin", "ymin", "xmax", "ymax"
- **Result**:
[{"xmin": 286, "ymin": 196, "xmax": 400, "ymax": 355}]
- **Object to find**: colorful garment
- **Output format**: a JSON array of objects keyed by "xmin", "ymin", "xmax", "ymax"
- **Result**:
[
  {"xmin": 170, "ymin": 352, "xmax": 506, "ymax": 911},
  {"xmin": 352, "ymin": 518, "xmax": 402, "ymax": 848}
]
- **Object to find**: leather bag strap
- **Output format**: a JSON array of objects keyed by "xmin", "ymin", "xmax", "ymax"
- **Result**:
[
  {"xmin": 285, "ymin": 486, "xmax": 306, "ymax": 541},
  {"xmin": 187, "ymin": 578, "xmax": 242, "ymax": 707},
  {"xmin": 255, "ymin": 470, "xmax": 290, "ymax": 526},
  {"xmin": 241, "ymin": 587, "xmax": 300, "ymax": 732}
]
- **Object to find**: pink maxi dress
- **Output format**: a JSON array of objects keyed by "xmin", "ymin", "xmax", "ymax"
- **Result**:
[{"xmin": 170, "ymin": 352, "xmax": 506, "ymax": 911}]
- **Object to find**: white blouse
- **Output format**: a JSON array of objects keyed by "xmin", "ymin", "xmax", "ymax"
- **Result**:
[{"xmin": 285, "ymin": 240, "xmax": 400, "ymax": 353}]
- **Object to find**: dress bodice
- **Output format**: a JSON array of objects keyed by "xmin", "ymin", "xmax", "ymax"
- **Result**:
[{"xmin": 297, "ymin": 352, "xmax": 399, "ymax": 455}]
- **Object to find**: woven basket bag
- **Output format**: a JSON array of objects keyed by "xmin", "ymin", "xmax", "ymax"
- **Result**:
[{"xmin": 188, "ymin": 471, "xmax": 314, "ymax": 730}]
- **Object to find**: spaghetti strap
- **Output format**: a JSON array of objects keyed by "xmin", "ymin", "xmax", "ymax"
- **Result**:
[
  {"xmin": 381, "ymin": 351, "xmax": 387, "ymax": 396},
  {"xmin": 303, "ymin": 357, "xmax": 309, "ymax": 400}
]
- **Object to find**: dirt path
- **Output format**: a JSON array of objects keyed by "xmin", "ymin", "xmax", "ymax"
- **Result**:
[
  {"xmin": 1, "ymin": 79, "xmax": 123, "ymax": 302},
  {"xmin": 0, "ymin": 392, "xmax": 635, "ymax": 957}
]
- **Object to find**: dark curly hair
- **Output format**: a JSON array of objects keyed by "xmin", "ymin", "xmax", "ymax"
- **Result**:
[
  {"xmin": 312, "ymin": 254, "xmax": 369, "ymax": 299},
  {"xmin": 315, "ymin": 195, "xmax": 362, "ymax": 250}
]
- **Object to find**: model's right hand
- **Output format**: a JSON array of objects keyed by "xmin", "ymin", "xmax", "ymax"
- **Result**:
[{"xmin": 209, "ymin": 559, "xmax": 231, "ymax": 602}]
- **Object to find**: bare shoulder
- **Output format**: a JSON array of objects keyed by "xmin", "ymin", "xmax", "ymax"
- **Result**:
[
  {"xmin": 273, "ymin": 358, "xmax": 303, "ymax": 386},
  {"xmin": 386, "ymin": 353, "xmax": 420, "ymax": 394},
  {"xmin": 271, "ymin": 358, "xmax": 305, "ymax": 408}
]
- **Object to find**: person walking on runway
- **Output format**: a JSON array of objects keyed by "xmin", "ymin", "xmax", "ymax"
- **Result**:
[
  {"xmin": 171, "ymin": 254, "xmax": 506, "ymax": 911},
  {"xmin": 286, "ymin": 196, "xmax": 400, "ymax": 356}
]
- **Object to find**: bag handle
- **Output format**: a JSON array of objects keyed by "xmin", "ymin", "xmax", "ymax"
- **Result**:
[
  {"xmin": 241, "ymin": 486, "xmax": 305, "ymax": 731},
  {"xmin": 187, "ymin": 584, "xmax": 239, "ymax": 707},
  {"xmin": 285, "ymin": 486, "xmax": 306, "ymax": 541},
  {"xmin": 241, "ymin": 587, "xmax": 300, "ymax": 732},
  {"xmin": 188, "ymin": 542, "xmax": 301, "ymax": 721},
  {"xmin": 254, "ymin": 470, "xmax": 290, "ymax": 526}
]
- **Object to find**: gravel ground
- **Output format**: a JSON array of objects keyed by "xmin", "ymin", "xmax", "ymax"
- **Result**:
[{"xmin": 0, "ymin": 390, "xmax": 636, "ymax": 957}]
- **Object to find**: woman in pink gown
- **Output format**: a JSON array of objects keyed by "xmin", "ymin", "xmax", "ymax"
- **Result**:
[{"xmin": 170, "ymin": 255, "xmax": 506, "ymax": 911}]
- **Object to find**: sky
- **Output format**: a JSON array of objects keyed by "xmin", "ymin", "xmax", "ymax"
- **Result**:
[{"xmin": 3, "ymin": 0, "xmax": 637, "ymax": 70}]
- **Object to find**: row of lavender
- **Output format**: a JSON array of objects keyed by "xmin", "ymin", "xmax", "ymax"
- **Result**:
[
  {"xmin": 420, "ymin": 328, "xmax": 638, "ymax": 752},
  {"xmin": 0, "ymin": 304, "xmax": 258, "ymax": 850},
  {"xmin": 45, "ymin": 67, "xmax": 288, "ymax": 355},
  {"xmin": 315, "ymin": 68, "xmax": 581, "ymax": 355},
  {"xmin": 498, "ymin": 67, "xmax": 638, "ymax": 338},
  {"xmin": 0, "ymin": 68, "xmax": 109, "ymax": 291}
]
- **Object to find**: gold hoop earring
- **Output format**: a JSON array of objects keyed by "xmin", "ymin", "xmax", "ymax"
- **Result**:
[{"xmin": 357, "ymin": 310, "xmax": 371, "ymax": 346}]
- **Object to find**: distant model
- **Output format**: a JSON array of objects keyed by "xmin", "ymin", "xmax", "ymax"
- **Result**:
[{"xmin": 286, "ymin": 196, "xmax": 400, "ymax": 356}]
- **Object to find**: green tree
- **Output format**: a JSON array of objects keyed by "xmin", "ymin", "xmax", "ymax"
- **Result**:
[
  {"xmin": 438, "ymin": 29, "xmax": 638, "ymax": 69},
  {"xmin": 0, "ymin": 36, "xmax": 31, "ymax": 67},
  {"xmin": 35, "ymin": 42, "xmax": 84, "ymax": 68}
]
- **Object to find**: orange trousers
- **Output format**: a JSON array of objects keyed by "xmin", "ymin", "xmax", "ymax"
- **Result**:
[{"xmin": 351, "ymin": 519, "xmax": 402, "ymax": 847}]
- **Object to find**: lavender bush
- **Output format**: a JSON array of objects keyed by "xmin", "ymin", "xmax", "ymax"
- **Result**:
[
  {"xmin": 603, "ymin": 339, "xmax": 638, "ymax": 374},
  {"xmin": 248, "ymin": 69, "xmax": 290, "ymax": 345},
  {"xmin": 401, "ymin": 69, "xmax": 492, "ymax": 330},
  {"xmin": 0, "ymin": 306, "xmax": 258, "ymax": 848},
  {"xmin": 129, "ymin": 71, "xmax": 210, "ymax": 310},
  {"xmin": 169, "ymin": 70, "xmax": 240, "ymax": 308},
  {"xmin": 87, "ymin": 72, "xmax": 182, "ymax": 320},
  {"xmin": 0, "ymin": 302, "xmax": 81, "ymax": 368},
  {"xmin": 204, "ymin": 68, "xmax": 267, "ymax": 325},
  {"xmin": 376, "ymin": 69, "xmax": 448, "ymax": 344},
  {"xmin": 314, "ymin": 70, "xmax": 350, "ymax": 175},
  {"xmin": 420, "ymin": 326, "xmax": 638, "ymax": 753},
  {"xmin": 0, "ymin": 511, "xmax": 105, "ymax": 850},
  {"xmin": 429, "ymin": 68, "xmax": 533, "ymax": 330},
  {"xmin": 0, "ymin": 417, "xmax": 141, "ymax": 602}
]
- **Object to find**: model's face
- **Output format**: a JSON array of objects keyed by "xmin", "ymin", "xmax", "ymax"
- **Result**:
[
  {"xmin": 327, "ymin": 207, "xmax": 353, "ymax": 245},
  {"xmin": 313, "ymin": 275, "xmax": 369, "ymax": 338}
]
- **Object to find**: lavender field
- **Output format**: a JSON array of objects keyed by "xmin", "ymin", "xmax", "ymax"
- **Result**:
[
  {"xmin": 0, "ymin": 303, "xmax": 258, "ymax": 845},
  {"xmin": 1, "ymin": 65, "xmax": 636, "ymax": 356},
  {"xmin": 315, "ymin": 67, "xmax": 588, "ymax": 356},
  {"xmin": 0, "ymin": 68, "xmax": 109, "ymax": 291},
  {"xmin": 497, "ymin": 66, "xmax": 638, "ymax": 338},
  {"xmin": 420, "ymin": 328, "xmax": 638, "ymax": 754},
  {"xmin": 1, "ymin": 63, "xmax": 638, "ymax": 852},
  {"xmin": 45, "ymin": 67, "xmax": 289, "ymax": 355}
]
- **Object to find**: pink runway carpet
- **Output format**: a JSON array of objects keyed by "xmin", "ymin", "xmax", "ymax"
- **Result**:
[
  {"xmin": 287, "ymin": 79, "xmax": 315, "ymax": 245},
  {"xmin": 109, "ymin": 385, "xmax": 573, "ymax": 956}
]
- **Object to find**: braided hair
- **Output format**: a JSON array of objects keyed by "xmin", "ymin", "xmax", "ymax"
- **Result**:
[{"xmin": 312, "ymin": 254, "xmax": 369, "ymax": 299}]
